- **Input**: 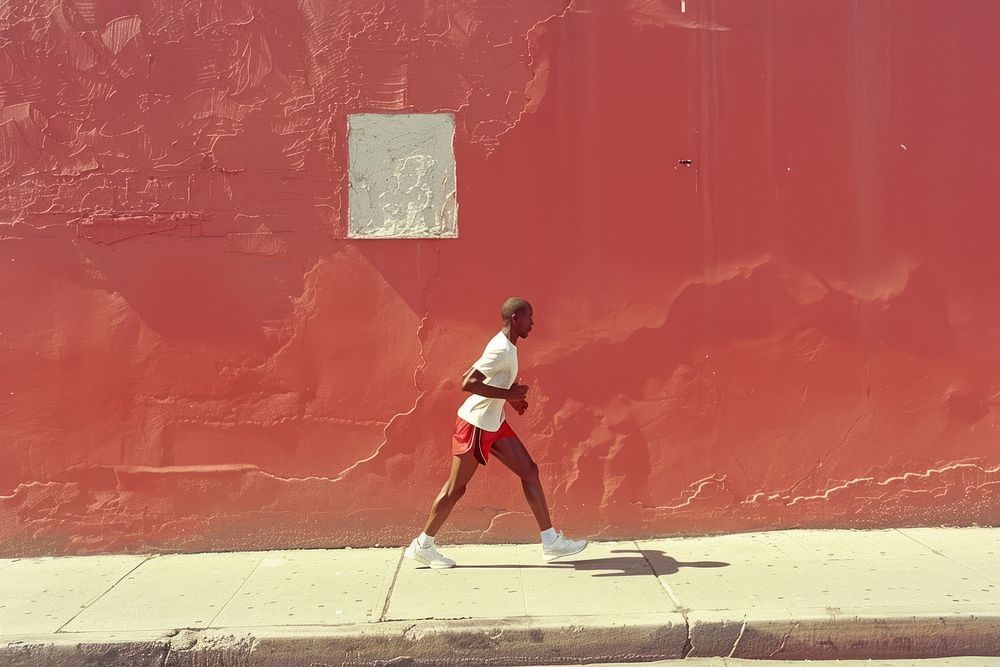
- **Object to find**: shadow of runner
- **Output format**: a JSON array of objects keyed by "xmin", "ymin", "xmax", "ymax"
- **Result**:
[
  {"xmin": 452, "ymin": 549, "xmax": 729, "ymax": 578},
  {"xmin": 612, "ymin": 548, "xmax": 730, "ymax": 577}
]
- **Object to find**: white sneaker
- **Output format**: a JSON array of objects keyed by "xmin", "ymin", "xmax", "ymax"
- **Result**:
[
  {"xmin": 404, "ymin": 538, "xmax": 456, "ymax": 569},
  {"xmin": 542, "ymin": 532, "xmax": 588, "ymax": 562}
]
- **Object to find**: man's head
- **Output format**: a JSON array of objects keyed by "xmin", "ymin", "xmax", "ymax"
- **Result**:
[{"xmin": 501, "ymin": 297, "xmax": 533, "ymax": 339}]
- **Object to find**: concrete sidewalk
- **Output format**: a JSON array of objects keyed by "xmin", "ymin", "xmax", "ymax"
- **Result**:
[{"xmin": 2, "ymin": 528, "xmax": 998, "ymax": 666}]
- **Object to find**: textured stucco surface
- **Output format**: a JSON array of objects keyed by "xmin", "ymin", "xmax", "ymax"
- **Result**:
[{"xmin": 1, "ymin": 0, "xmax": 999, "ymax": 556}]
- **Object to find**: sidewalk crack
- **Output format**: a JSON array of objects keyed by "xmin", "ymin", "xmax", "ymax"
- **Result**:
[
  {"xmin": 55, "ymin": 555, "xmax": 153, "ymax": 633},
  {"xmin": 895, "ymin": 528, "xmax": 997, "ymax": 583},
  {"xmin": 516, "ymin": 544, "xmax": 528, "ymax": 617},
  {"xmin": 768, "ymin": 621, "xmax": 799, "ymax": 657},
  {"xmin": 727, "ymin": 617, "xmax": 748, "ymax": 657}
]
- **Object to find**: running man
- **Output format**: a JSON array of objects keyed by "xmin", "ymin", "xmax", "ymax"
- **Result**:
[{"xmin": 405, "ymin": 297, "xmax": 588, "ymax": 568}]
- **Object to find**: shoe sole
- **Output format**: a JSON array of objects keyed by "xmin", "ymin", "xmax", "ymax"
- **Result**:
[
  {"xmin": 404, "ymin": 545, "xmax": 455, "ymax": 569},
  {"xmin": 543, "ymin": 541, "xmax": 588, "ymax": 562}
]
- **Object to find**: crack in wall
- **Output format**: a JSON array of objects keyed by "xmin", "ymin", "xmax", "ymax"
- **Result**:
[
  {"xmin": 488, "ymin": 0, "xmax": 573, "ymax": 154},
  {"xmin": 785, "ymin": 461, "xmax": 1000, "ymax": 507},
  {"xmin": 166, "ymin": 415, "xmax": 389, "ymax": 429},
  {"xmin": 641, "ymin": 460, "xmax": 1000, "ymax": 518},
  {"xmin": 654, "ymin": 474, "xmax": 731, "ymax": 511},
  {"xmin": 783, "ymin": 413, "xmax": 865, "ymax": 498},
  {"xmin": 478, "ymin": 510, "xmax": 528, "ymax": 542},
  {"xmin": 334, "ymin": 242, "xmax": 442, "ymax": 481}
]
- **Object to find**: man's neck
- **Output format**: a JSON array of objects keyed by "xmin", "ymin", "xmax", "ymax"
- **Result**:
[{"xmin": 502, "ymin": 325, "xmax": 519, "ymax": 346}]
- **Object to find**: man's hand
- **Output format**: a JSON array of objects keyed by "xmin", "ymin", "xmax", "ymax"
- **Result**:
[
  {"xmin": 508, "ymin": 398, "xmax": 529, "ymax": 415},
  {"xmin": 507, "ymin": 382, "xmax": 529, "ymax": 401}
]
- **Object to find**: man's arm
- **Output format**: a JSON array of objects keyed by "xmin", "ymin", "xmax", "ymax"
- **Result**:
[{"xmin": 461, "ymin": 367, "xmax": 529, "ymax": 401}]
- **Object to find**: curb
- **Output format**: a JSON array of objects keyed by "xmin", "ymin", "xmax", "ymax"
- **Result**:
[
  {"xmin": 3, "ymin": 613, "xmax": 1000, "ymax": 665},
  {"xmin": 1, "ymin": 615, "xmax": 687, "ymax": 666},
  {"xmin": 687, "ymin": 612, "xmax": 1000, "ymax": 660}
]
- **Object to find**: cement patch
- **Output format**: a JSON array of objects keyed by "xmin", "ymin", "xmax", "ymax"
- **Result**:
[{"xmin": 348, "ymin": 113, "xmax": 457, "ymax": 239}]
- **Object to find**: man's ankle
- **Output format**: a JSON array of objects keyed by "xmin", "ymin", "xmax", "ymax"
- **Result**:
[
  {"xmin": 417, "ymin": 532, "xmax": 435, "ymax": 548},
  {"xmin": 540, "ymin": 527, "xmax": 557, "ymax": 545}
]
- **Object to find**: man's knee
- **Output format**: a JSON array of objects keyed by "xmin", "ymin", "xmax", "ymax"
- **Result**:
[{"xmin": 519, "ymin": 460, "xmax": 540, "ymax": 482}]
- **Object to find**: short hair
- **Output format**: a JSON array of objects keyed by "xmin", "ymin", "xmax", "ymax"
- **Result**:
[{"xmin": 501, "ymin": 297, "xmax": 531, "ymax": 322}]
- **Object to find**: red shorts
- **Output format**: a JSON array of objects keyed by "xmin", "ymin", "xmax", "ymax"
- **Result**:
[{"xmin": 451, "ymin": 417, "xmax": 517, "ymax": 465}]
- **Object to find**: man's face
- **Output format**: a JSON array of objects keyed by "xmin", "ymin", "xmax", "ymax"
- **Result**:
[{"xmin": 512, "ymin": 306, "xmax": 534, "ymax": 338}]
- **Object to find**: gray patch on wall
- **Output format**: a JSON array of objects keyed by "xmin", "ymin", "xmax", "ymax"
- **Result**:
[{"xmin": 348, "ymin": 113, "xmax": 458, "ymax": 239}]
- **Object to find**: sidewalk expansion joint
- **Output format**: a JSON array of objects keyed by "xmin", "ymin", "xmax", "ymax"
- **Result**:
[
  {"xmin": 54, "ymin": 554, "xmax": 153, "ymax": 633},
  {"xmin": 378, "ymin": 547, "xmax": 406, "ymax": 622},
  {"xmin": 632, "ymin": 540, "xmax": 692, "ymax": 658},
  {"xmin": 206, "ymin": 552, "xmax": 266, "ymax": 628}
]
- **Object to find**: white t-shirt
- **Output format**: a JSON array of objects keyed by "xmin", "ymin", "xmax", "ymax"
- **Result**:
[{"xmin": 457, "ymin": 331, "xmax": 518, "ymax": 432}]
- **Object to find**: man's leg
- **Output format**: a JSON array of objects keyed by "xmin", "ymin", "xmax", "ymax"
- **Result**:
[
  {"xmin": 491, "ymin": 436, "xmax": 588, "ymax": 562},
  {"xmin": 490, "ymin": 436, "xmax": 552, "ymax": 530},
  {"xmin": 422, "ymin": 448, "xmax": 480, "ymax": 537},
  {"xmin": 406, "ymin": 449, "xmax": 480, "ymax": 569}
]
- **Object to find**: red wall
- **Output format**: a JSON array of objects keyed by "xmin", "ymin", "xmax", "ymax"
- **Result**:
[{"xmin": 2, "ymin": 0, "xmax": 999, "ymax": 556}]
